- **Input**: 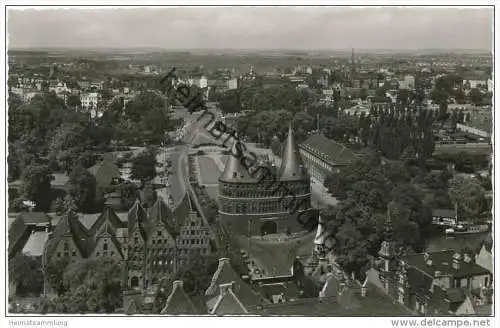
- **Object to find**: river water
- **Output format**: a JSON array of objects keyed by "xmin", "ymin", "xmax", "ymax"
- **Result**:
[{"xmin": 425, "ymin": 233, "xmax": 489, "ymax": 252}]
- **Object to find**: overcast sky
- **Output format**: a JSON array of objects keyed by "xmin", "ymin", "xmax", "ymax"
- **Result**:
[{"xmin": 7, "ymin": 7, "xmax": 493, "ymax": 50}]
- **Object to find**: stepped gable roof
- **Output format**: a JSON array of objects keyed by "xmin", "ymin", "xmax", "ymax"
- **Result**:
[
  {"xmin": 208, "ymin": 282, "xmax": 249, "ymax": 315},
  {"xmin": 219, "ymin": 140, "xmax": 255, "ymax": 183},
  {"xmin": 160, "ymin": 280, "xmax": 200, "ymax": 315},
  {"xmin": 45, "ymin": 210, "xmax": 91, "ymax": 261},
  {"xmin": 279, "ymin": 122, "xmax": 307, "ymax": 180},
  {"xmin": 8, "ymin": 216, "xmax": 31, "ymax": 259},
  {"xmin": 300, "ymin": 133, "xmax": 357, "ymax": 165},
  {"xmin": 127, "ymin": 199, "xmax": 149, "ymax": 241},
  {"xmin": 205, "ymin": 258, "xmax": 261, "ymax": 307}
]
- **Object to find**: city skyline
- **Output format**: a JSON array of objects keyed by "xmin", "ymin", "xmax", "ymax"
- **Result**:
[{"xmin": 8, "ymin": 7, "xmax": 493, "ymax": 51}]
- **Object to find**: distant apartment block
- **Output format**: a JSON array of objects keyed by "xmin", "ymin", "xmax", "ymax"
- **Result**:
[
  {"xmin": 80, "ymin": 92, "xmax": 100, "ymax": 109},
  {"xmin": 188, "ymin": 75, "xmax": 208, "ymax": 89},
  {"xmin": 399, "ymin": 75, "xmax": 415, "ymax": 90},
  {"xmin": 78, "ymin": 79, "xmax": 91, "ymax": 89},
  {"xmin": 463, "ymin": 79, "xmax": 488, "ymax": 90},
  {"xmin": 227, "ymin": 77, "xmax": 238, "ymax": 90}
]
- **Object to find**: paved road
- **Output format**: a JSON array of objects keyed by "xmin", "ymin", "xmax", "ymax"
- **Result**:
[
  {"xmin": 156, "ymin": 112, "xmax": 201, "ymax": 207},
  {"xmin": 155, "ymin": 146, "xmax": 187, "ymax": 206}
]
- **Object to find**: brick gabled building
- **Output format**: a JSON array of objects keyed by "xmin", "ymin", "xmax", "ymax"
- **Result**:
[{"xmin": 123, "ymin": 192, "xmax": 213, "ymax": 299}]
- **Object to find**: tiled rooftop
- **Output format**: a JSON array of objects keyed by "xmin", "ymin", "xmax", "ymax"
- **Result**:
[{"xmin": 300, "ymin": 134, "xmax": 357, "ymax": 165}]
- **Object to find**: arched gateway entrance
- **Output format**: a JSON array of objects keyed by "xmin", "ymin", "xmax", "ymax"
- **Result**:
[{"xmin": 260, "ymin": 220, "xmax": 278, "ymax": 236}]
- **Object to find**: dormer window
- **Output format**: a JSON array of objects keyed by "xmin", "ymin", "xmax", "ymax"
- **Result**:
[
  {"xmin": 103, "ymin": 243, "xmax": 108, "ymax": 251},
  {"xmin": 64, "ymin": 242, "xmax": 69, "ymax": 251}
]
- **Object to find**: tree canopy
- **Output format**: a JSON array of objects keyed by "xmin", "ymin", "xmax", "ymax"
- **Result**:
[
  {"xmin": 42, "ymin": 258, "xmax": 123, "ymax": 314},
  {"xmin": 68, "ymin": 165, "xmax": 98, "ymax": 213},
  {"xmin": 130, "ymin": 149, "xmax": 157, "ymax": 184},
  {"xmin": 323, "ymin": 154, "xmax": 433, "ymax": 276}
]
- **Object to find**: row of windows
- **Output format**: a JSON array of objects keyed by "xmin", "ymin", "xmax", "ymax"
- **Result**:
[
  {"xmin": 131, "ymin": 231, "xmax": 209, "ymax": 246},
  {"xmin": 220, "ymin": 185, "xmax": 310, "ymax": 198},
  {"xmin": 148, "ymin": 248, "xmax": 175, "ymax": 255},
  {"xmin": 179, "ymin": 238, "xmax": 207, "ymax": 245},
  {"xmin": 57, "ymin": 251, "xmax": 77, "ymax": 258},
  {"xmin": 95, "ymin": 251, "xmax": 115, "ymax": 257},
  {"xmin": 179, "ymin": 229, "xmax": 209, "ymax": 236},
  {"xmin": 303, "ymin": 153, "xmax": 334, "ymax": 170},
  {"xmin": 131, "ymin": 245, "xmax": 210, "ymax": 258},
  {"xmin": 220, "ymin": 198, "xmax": 310, "ymax": 214},
  {"xmin": 151, "ymin": 239, "xmax": 173, "ymax": 245}
]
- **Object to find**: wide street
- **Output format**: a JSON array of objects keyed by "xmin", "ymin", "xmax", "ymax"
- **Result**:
[{"xmin": 155, "ymin": 111, "xmax": 202, "ymax": 207}]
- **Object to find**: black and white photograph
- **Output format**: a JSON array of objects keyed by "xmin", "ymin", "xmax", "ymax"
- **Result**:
[{"xmin": 1, "ymin": 1, "xmax": 497, "ymax": 324}]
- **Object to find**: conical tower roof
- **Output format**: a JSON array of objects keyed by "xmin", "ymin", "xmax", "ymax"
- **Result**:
[
  {"xmin": 279, "ymin": 122, "xmax": 306, "ymax": 180},
  {"xmin": 219, "ymin": 140, "xmax": 254, "ymax": 183}
]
